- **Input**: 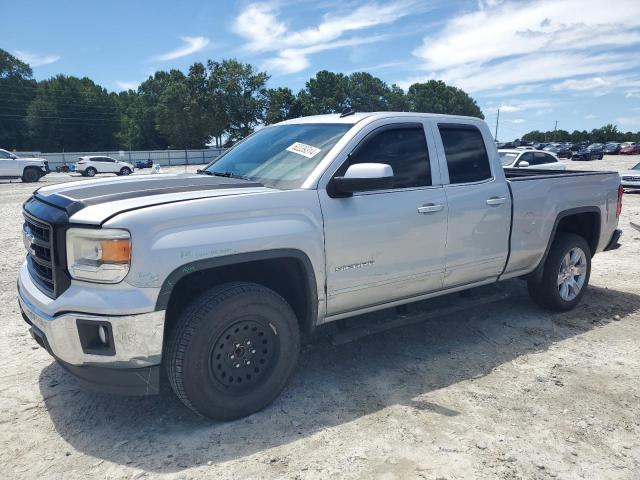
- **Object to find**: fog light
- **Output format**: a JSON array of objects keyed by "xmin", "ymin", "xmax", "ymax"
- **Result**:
[{"xmin": 98, "ymin": 325, "xmax": 108, "ymax": 344}]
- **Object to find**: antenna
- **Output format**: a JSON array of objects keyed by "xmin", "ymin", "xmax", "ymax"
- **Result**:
[{"xmin": 340, "ymin": 108, "xmax": 355, "ymax": 118}]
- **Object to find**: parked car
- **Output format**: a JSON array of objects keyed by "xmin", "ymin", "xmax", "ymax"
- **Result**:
[
  {"xmin": 18, "ymin": 112, "xmax": 623, "ymax": 420},
  {"xmin": 136, "ymin": 159, "xmax": 153, "ymax": 169},
  {"xmin": 604, "ymin": 143, "xmax": 621, "ymax": 155},
  {"xmin": 75, "ymin": 156, "xmax": 134, "ymax": 177},
  {"xmin": 0, "ymin": 148, "xmax": 50, "ymax": 182},
  {"xmin": 499, "ymin": 149, "xmax": 566, "ymax": 170},
  {"xmin": 620, "ymin": 143, "xmax": 640, "ymax": 155},
  {"xmin": 572, "ymin": 146, "xmax": 602, "ymax": 161},
  {"xmin": 620, "ymin": 162, "xmax": 640, "ymax": 190},
  {"xmin": 543, "ymin": 144, "xmax": 572, "ymax": 159}
]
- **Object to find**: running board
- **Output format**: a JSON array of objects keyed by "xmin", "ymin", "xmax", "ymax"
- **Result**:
[{"xmin": 330, "ymin": 283, "xmax": 516, "ymax": 346}]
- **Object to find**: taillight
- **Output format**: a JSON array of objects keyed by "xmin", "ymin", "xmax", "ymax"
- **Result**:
[{"xmin": 616, "ymin": 184, "xmax": 623, "ymax": 218}]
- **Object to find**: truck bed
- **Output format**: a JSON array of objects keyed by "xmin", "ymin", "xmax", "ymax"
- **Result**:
[
  {"xmin": 503, "ymin": 168, "xmax": 616, "ymax": 180},
  {"xmin": 502, "ymin": 167, "xmax": 621, "ymax": 280}
]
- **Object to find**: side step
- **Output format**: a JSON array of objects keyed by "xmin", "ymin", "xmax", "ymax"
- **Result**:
[{"xmin": 330, "ymin": 283, "xmax": 517, "ymax": 346}]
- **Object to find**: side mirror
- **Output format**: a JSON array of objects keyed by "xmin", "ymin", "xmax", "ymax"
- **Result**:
[
  {"xmin": 10, "ymin": 154, "xmax": 17, "ymax": 160},
  {"xmin": 330, "ymin": 163, "xmax": 394, "ymax": 196},
  {"xmin": 518, "ymin": 160, "xmax": 530, "ymax": 168}
]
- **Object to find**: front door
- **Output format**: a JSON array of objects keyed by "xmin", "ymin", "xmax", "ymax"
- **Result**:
[{"xmin": 320, "ymin": 122, "xmax": 448, "ymax": 316}]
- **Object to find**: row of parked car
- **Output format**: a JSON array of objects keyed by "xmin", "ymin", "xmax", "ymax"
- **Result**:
[{"xmin": 498, "ymin": 141, "xmax": 640, "ymax": 162}]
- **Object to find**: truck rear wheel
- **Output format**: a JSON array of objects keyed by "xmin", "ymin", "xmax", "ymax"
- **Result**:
[
  {"xmin": 22, "ymin": 167, "xmax": 40, "ymax": 183},
  {"xmin": 165, "ymin": 282, "xmax": 300, "ymax": 420},
  {"xmin": 527, "ymin": 233, "xmax": 591, "ymax": 312}
]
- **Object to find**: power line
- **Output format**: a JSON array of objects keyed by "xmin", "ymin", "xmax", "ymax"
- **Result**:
[{"xmin": 0, "ymin": 113, "xmax": 119, "ymax": 122}]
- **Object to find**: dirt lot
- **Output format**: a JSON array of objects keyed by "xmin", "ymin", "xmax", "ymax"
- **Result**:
[{"xmin": 1, "ymin": 158, "xmax": 640, "ymax": 480}]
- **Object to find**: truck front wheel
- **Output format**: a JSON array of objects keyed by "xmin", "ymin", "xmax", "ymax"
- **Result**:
[
  {"xmin": 22, "ymin": 167, "xmax": 41, "ymax": 183},
  {"xmin": 528, "ymin": 233, "xmax": 591, "ymax": 312},
  {"xmin": 165, "ymin": 282, "xmax": 300, "ymax": 420}
]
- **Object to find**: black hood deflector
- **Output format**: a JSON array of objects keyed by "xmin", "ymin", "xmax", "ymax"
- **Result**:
[{"xmin": 34, "ymin": 174, "xmax": 263, "ymax": 216}]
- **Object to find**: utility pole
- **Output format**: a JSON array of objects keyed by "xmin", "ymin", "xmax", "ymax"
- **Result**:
[
  {"xmin": 494, "ymin": 108, "xmax": 500, "ymax": 141},
  {"xmin": 553, "ymin": 120, "xmax": 558, "ymax": 141}
]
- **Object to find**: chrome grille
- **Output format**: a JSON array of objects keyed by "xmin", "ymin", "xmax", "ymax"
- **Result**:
[{"xmin": 23, "ymin": 214, "xmax": 55, "ymax": 296}]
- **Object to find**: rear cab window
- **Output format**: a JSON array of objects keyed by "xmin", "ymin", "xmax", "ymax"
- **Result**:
[{"xmin": 438, "ymin": 125, "xmax": 491, "ymax": 184}]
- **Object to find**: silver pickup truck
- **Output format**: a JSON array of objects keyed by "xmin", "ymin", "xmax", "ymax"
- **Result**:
[{"xmin": 18, "ymin": 112, "xmax": 623, "ymax": 420}]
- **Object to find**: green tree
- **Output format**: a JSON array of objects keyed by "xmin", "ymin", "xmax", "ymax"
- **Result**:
[
  {"xmin": 304, "ymin": 71, "xmax": 349, "ymax": 114},
  {"xmin": 406, "ymin": 80, "xmax": 484, "ymax": 118},
  {"xmin": 209, "ymin": 59, "xmax": 269, "ymax": 141},
  {"xmin": 0, "ymin": 49, "xmax": 37, "ymax": 149},
  {"xmin": 385, "ymin": 84, "xmax": 409, "ymax": 111},
  {"xmin": 346, "ymin": 72, "xmax": 390, "ymax": 111},
  {"xmin": 27, "ymin": 75, "xmax": 120, "ymax": 151},
  {"xmin": 264, "ymin": 87, "xmax": 303, "ymax": 125}
]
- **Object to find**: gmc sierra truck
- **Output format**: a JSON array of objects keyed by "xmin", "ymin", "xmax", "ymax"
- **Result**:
[{"xmin": 18, "ymin": 112, "xmax": 623, "ymax": 420}]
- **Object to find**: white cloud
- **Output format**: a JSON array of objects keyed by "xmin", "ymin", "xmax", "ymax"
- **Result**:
[
  {"xmin": 554, "ymin": 75, "xmax": 640, "ymax": 97},
  {"xmin": 484, "ymin": 99, "xmax": 556, "ymax": 114},
  {"xmin": 13, "ymin": 50, "xmax": 60, "ymax": 67},
  {"xmin": 616, "ymin": 116, "xmax": 640, "ymax": 129},
  {"xmin": 115, "ymin": 81, "xmax": 140, "ymax": 91},
  {"xmin": 406, "ymin": 0, "xmax": 640, "ymax": 92},
  {"xmin": 585, "ymin": 113, "xmax": 597, "ymax": 119},
  {"xmin": 233, "ymin": 1, "xmax": 416, "ymax": 74},
  {"xmin": 152, "ymin": 36, "xmax": 210, "ymax": 61},
  {"xmin": 511, "ymin": 118, "xmax": 525, "ymax": 124}
]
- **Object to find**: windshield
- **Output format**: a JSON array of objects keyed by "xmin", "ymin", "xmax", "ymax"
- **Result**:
[
  {"xmin": 633, "ymin": 163, "xmax": 640, "ymax": 171},
  {"xmin": 499, "ymin": 152, "xmax": 518, "ymax": 166},
  {"xmin": 203, "ymin": 124, "xmax": 352, "ymax": 189}
]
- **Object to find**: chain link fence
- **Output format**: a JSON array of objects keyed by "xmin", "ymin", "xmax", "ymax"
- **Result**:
[{"xmin": 15, "ymin": 148, "xmax": 225, "ymax": 170}]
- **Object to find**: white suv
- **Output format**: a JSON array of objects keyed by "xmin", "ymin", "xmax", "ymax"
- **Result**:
[{"xmin": 75, "ymin": 156, "xmax": 134, "ymax": 177}]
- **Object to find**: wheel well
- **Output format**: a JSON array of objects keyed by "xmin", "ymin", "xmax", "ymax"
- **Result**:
[
  {"xmin": 162, "ymin": 256, "xmax": 316, "ymax": 343},
  {"xmin": 555, "ymin": 211, "xmax": 599, "ymax": 255}
]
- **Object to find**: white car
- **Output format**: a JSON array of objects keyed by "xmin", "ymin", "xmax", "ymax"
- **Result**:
[
  {"xmin": 0, "ymin": 148, "xmax": 50, "ymax": 182},
  {"xmin": 499, "ymin": 149, "xmax": 566, "ymax": 171},
  {"xmin": 75, "ymin": 156, "xmax": 134, "ymax": 177},
  {"xmin": 620, "ymin": 162, "xmax": 640, "ymax": 190}
]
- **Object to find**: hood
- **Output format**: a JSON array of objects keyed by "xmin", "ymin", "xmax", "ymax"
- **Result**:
[
  {"xmin": 18, "ymin": 156, "xmax": 47, "ymax": 163},
  {"xmin": 620, "ymin": 170, "xmax": 640, "ymax": 177},
  {"xmin": 33, "ymin": 173, "xmax": 269, "ymax": 225}
]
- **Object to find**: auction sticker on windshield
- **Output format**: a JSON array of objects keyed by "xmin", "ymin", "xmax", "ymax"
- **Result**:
[{"xmin": 286, "ymin": 142, "xmax": 321, "ymax": 159}]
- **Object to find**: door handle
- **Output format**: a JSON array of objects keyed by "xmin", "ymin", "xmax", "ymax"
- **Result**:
[
  {"xmin": 417, "ymin": 203, "xmax": 444, "ymax": 214},
  {"xmin": 486, "ymin": 197, "xmax": 506, "ymax": 206}
]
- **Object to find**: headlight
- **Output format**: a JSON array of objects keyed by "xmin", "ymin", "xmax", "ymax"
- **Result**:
[{"xmin": 66, "ymin": 228, "xmax": 131, "ymax": 283}]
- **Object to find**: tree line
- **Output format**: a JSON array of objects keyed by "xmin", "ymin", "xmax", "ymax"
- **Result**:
[
  {"xmin": 520, "ymin": 124, "xmax": 640, "ymax": 144},
  {"xmin": 1, "ymin": 48, "xmax": 484, "ymax": 152}
]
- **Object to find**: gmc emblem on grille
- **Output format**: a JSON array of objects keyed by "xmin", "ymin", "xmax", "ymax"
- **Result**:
[{"xmin": 23, "ymin": 226, "xmax": 36, "ymax": 256}]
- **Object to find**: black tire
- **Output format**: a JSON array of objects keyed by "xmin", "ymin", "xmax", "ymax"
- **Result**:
[
  {"xmin": 527, "ymin": 233, "xmax": 591, "ymax": 312},
  {"xmin": 119, "ymin": 167, "xmax": 132, "ymax": 176},
  {"xmin": 85, "ymin": 167, "xmax": 97, "ymax": 177},
  {"xmin": 166, "ymin": 282, "xmax": 300, "ymax": 420},
  {"xmin": 21, "ymin": 167, "xmax": 40, "ymax": 183}
]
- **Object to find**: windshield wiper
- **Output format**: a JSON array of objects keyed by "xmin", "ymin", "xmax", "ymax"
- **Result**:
[{"xmin": 199, "ymin": 170, "xmax": 252, "ymax": 181}]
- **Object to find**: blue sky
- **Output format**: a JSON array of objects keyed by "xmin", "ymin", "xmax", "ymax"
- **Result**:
[{"xmin": 5, "ymin": 0, "xmax": 640, "ymax": 139}]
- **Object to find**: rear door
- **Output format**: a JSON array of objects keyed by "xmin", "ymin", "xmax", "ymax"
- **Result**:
[
  {"xmin": 434, "ymin": 123, "xmax": 511, "ymax": 288},
  {"xmin": 319, "ymin": 120, "xmax": 448, "ymax": 316}
]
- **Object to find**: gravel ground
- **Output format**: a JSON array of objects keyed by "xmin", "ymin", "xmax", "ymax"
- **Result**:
[{"xmin": 1, "ymin": 158, "xmax": 640, "ymax": 480}]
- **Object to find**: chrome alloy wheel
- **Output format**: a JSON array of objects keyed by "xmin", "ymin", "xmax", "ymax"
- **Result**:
[{"xmin": 557, "ymin": 247, "xmax": 587, "ymax": 301}]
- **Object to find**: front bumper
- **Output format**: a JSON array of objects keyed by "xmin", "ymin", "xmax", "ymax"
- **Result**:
[{"xmin": 18, "ymin": 280, "xmax": 165, "ymax": 395}]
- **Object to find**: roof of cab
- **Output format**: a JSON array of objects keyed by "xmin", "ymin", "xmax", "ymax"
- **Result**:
[{"xmin": 277, "ymin": 111, "xmax": 484, "ymax": 125}]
